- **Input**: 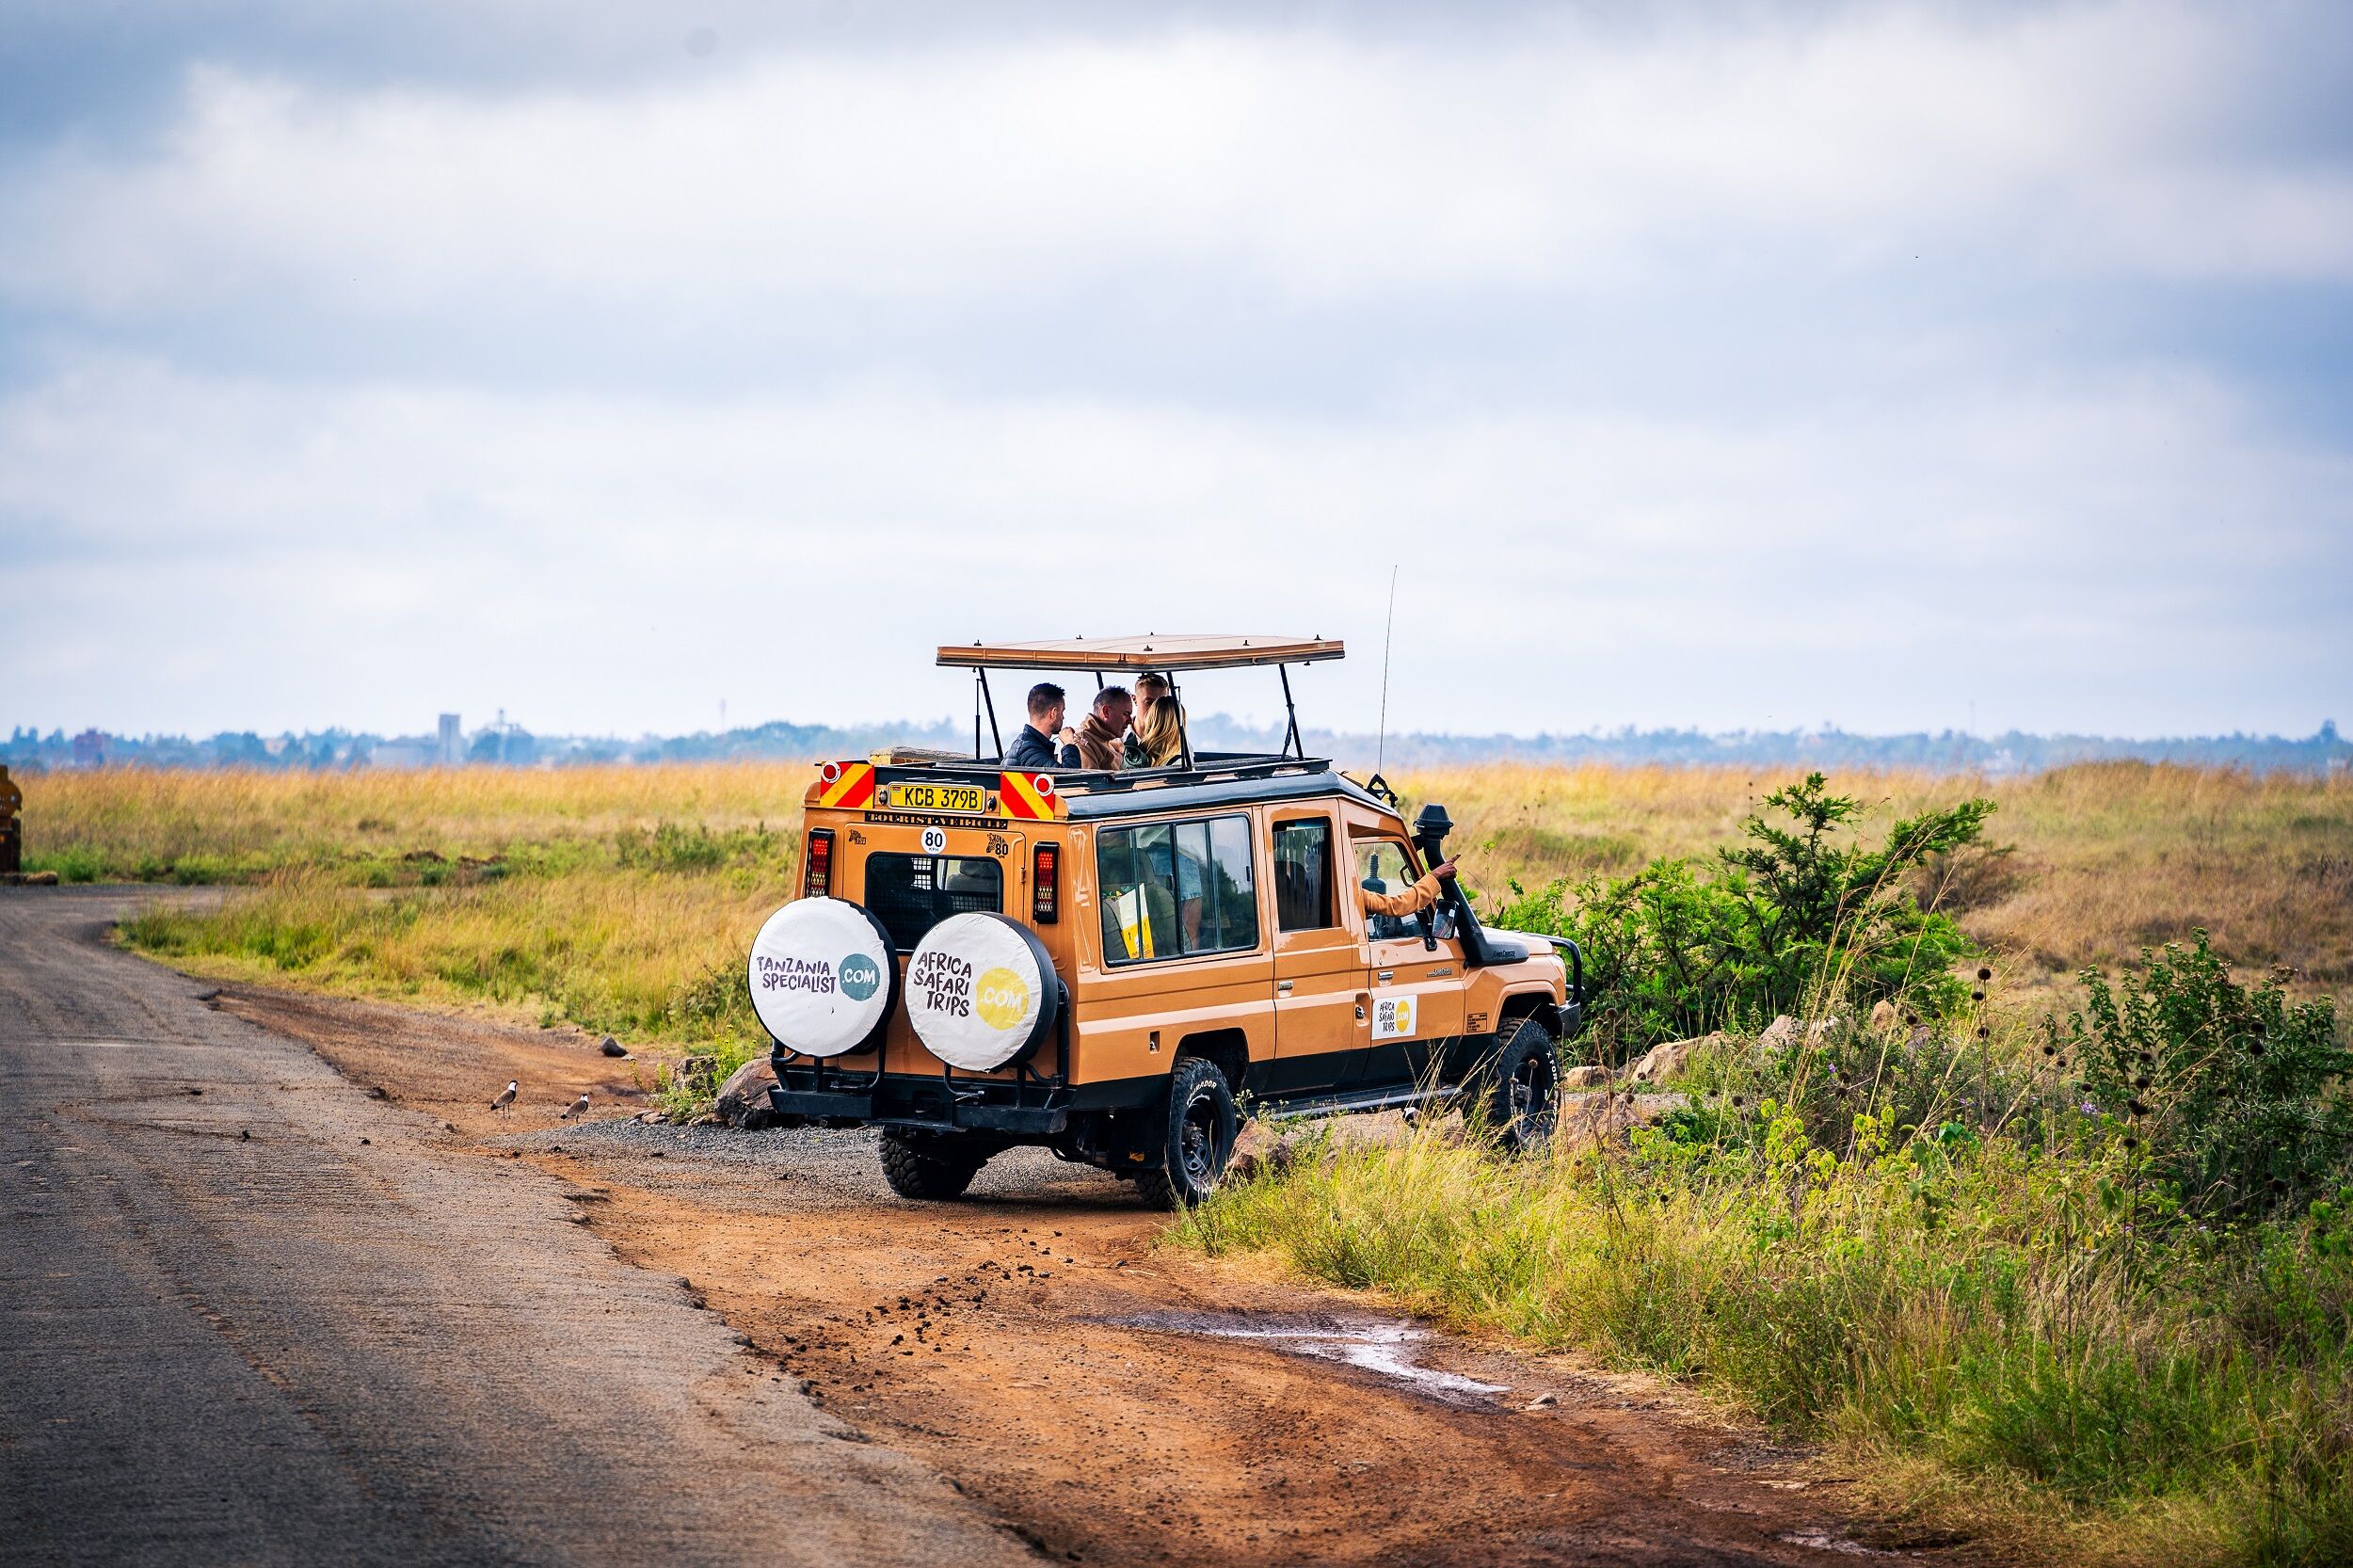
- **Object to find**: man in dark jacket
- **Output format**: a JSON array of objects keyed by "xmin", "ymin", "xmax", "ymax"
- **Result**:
[{"xmin": 1003, "ymin": 682, "xmax": 1075, "ymax": 769}]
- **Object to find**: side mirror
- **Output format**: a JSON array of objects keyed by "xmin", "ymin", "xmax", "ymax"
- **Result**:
[{"xmin": 1414, "ymin": 908, "xmax": 1437, "ymax": 952}]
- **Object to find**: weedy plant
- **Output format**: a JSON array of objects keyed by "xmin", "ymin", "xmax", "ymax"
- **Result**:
[
  {"xmin": 1492, "ymin": 773, "xmax": 1993, "ymax": 1064},
  {"xmin": 2050, "ymin": 933, "xmax": 2353, "ymax": 1226}
]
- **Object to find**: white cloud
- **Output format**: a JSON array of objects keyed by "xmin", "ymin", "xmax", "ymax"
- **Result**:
[
  {"xmin": 3, "ymin": 2, "xmax": 2347, "ymax": 743},
  {"xmin": 3, "ymin": 3, "xmax": 2348, "ymax": 328},
  {"xmin": 7, "ymin": 355, "xmax": 2345, "ymax": 738}
]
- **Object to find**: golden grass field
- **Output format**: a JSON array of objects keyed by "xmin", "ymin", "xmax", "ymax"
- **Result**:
[{"xmin": 26, "ymin": 758, "xmax": 2352, "ymax": 1032}]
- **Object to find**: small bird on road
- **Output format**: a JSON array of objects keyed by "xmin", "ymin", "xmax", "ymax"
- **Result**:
[
  {"xmin": 491, "ymin": 1081, "xmax": 518, "ymax": 1112},
  {"xmin": 561, "ymin": 1093, "xmax": 590, "ymax": 1120}
]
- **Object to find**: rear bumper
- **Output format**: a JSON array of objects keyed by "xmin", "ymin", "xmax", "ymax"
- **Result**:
[{"xmin": 766, "ymin": 1066, "xmax": 1160, "ymax": 1136}]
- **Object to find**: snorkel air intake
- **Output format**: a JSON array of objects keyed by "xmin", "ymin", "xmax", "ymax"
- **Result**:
[{"xmin": 1411, "ymin": 803, "xmax": 1522, "ymax": 968}]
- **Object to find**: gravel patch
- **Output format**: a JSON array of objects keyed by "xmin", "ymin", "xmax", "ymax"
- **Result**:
[{"xmin": 493, "ymin": 1117, "xmax": 1128, "ymax": 1207}]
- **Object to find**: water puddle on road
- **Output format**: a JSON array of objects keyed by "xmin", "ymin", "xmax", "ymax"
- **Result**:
[
  {"xmin": 1106, "ymin": 1310, "xmax": 1506, "ymax": 1403},
  {"xmin": 1778, "ymin": 1532, "xmax": 1901, "ymax": 1557}
]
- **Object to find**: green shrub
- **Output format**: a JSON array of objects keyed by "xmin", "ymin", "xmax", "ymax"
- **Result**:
[
  {"xmin": 1493, "ymin": 774, "xmax": 1993, "ymax": 1061},
  {"xmin": 2048, "ymin": 933, "xmax": 2351, "ymax": 1224}
]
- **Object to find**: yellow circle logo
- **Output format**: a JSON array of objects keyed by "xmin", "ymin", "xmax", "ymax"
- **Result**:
[{"xmin": 974, "ymin": 967, "xmax": 1032, "ymax": 1031}]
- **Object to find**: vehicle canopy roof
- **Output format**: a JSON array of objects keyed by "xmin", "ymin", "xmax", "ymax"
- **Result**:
[{"xmin": 936, "ymin": 633, "xmax": 1343, "ymax": 673}]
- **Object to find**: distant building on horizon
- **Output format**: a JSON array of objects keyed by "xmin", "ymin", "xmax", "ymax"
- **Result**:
[
  {"xmin": 438, "ymin": 713, "xmax": 461, "ymax": 765},
  {"xmin": 370, "ymin": 738, "xmax": 434, "ymax": 769}
]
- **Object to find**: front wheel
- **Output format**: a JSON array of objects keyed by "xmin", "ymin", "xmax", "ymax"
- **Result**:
[
  {"xmin": 1485, "ymin": 1018, "xmax": 1562, "ymax": 1153},
  {"xmin": 1135, "ymin": 1057, "xmax": 1237, "ymax": 1209}
]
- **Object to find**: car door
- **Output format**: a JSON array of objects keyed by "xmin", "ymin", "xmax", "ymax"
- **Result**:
[
  {"xmin": 1352, "ymin": 832, "xmax": 1467, "ymax": 1089},
  {"xmin": 1078, "ymin": 813, "xmax": 1274, "ymax": 1089},
  {"xmin": 1267, "ymin": 809, "xmax": 1370, "ymax": 1092}
]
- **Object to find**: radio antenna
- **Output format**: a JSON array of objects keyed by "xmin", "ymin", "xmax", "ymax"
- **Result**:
[{"xmin": 1376, "ymin": 564, "xmax": 1399, "ymax": 776}]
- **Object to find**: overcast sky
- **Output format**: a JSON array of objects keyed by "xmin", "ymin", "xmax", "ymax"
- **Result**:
[{"xmin": 3, "ymin": 0, "xmax": 2347, "ymax": 742}]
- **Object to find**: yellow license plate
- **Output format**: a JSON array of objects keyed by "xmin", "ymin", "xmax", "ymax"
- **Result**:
[{"xmin": 877, "ymin": 782, "xmax": 988, "ymax": 813}]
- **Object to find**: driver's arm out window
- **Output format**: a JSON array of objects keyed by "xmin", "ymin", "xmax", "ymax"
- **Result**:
[{"xmin": 1353, "ymin": 839, "xmax": 1425, "ymax": 942}]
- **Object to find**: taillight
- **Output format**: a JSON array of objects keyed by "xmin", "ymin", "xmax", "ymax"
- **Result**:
[
  {"xmin": 804, "ymin": 829, "xmax": 834, "ymax": 898},
  {"xmin": 1032, "ymin": 842, "xmax": 1060, "ymax": 924}
]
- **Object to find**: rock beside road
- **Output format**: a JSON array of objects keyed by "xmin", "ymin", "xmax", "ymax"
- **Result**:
[
  {"xmin": 1559, "ymin": 1090, "xmax": 1689, "ymax": 1143},
  {"xmin": 1628, "ymin": 1035, "xmax": 1706, "ymax": 1085},
  {"xmin": 715, "ymin": 1057, "xmax": 780, "ymax": 1129}
]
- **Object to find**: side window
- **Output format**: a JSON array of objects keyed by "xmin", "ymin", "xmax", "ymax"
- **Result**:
[
  {"xmin": 1201, "ymin": 816, "xmax": 1260, "ymax": 952},
  {"xmin": 1273, "ymin": 819, "xmax": 1336, "ymax": 932},
  {"xmin": 1353, "ymin": 839, "xmax": 1421, "ymax": 944},
  {"xmin": 1097, "ymin": 814, "xmax": 1259, "ymax": 964}
]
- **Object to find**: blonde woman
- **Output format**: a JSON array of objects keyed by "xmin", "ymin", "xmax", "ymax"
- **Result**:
[{"xmin": 1133, "ymin": 695, "xmax": 1187, "ymax": 767}]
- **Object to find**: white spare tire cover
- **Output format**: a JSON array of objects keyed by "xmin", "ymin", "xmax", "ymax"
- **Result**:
[
  {"xmin": 904, "ymin": 912, "xmax": 1061, "ymax": 1072},
  {"xmin": 746, "ymin": 897, "xmax": 896, "ymax": 1057}
]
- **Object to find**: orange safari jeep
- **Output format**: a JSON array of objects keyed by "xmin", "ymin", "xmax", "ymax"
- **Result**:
[{"xmin": 746, "ymin": 634, "xmax": 1584, "ymax": 1207}]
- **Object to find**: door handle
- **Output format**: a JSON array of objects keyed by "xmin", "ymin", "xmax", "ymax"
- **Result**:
[
  {"xmin": 1276, "ymin": 980, "xmax": 1294, "ymax": 994},
  {"xmin": 1376, "ymin": 968, "xmax": 1395, "ymax": 983}
]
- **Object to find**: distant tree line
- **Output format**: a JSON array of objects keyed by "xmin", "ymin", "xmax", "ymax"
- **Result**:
[{"xmin": 4, "ymin": 717, "xmax": 2344, "ymax": 776}]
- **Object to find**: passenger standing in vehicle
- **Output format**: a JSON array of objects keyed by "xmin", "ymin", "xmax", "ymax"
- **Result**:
[
  {"xmin": 1004, "ymin": 683, "xmax": 1074, "ymax": 769},
  {"xmin": 1060, "ymin": 686, "xmax": 1132, "ymax": 770},
  {"xmin": 1124, "ymin": 674, "xmax": 1172, "ymax": 766},
  {"xmin": 1132, "ymin": 695, "xmax": 1186, "ymax": 766}
]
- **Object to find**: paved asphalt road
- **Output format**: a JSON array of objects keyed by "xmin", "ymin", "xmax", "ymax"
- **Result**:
[{"xmin": 0, "ymin": 888, "xmax": 1034, "ymax": 1568}]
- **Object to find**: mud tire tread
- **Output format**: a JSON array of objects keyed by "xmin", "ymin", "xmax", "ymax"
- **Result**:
[
  {"xmin": 1136, "ymin": 1056, "xmax": 1237, "ymax": 1210},
  {"xmin": 878, "ymin": 1132, "xmax": 985, "ymax": 1201},
  {"xmin": 1486, "ymin": 1017, "xmax": 1563, "ymax": 1154}
]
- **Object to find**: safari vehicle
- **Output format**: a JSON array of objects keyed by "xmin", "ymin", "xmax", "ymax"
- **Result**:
[{"xmin": 746, "ymin": 634, "xmax": 1583, "ymax": 1207}]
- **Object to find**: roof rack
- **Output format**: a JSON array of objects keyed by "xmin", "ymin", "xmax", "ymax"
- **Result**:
[
  {"xmin": 939, "ymin": 633, "xmax": 1342, "ymax": 768},
  {"xmin": 936, "ymin": 634, "xmax": 1341, "ymax": 673}
]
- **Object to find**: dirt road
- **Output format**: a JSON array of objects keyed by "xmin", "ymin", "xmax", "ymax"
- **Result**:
[
  {"xmin": 0, "ymin": 888, "xmax": 1032, "ymax": 1568},
  {"xmin": 5, "ymin": 887, "xmax": 1959, "ymax": 1566}
]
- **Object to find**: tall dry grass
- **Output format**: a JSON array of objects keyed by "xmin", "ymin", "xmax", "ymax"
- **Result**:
[
  {"xmin": 22, "ymin": 763, "xmax": 810, "ymax": 883},
  {"xmin": 35, "ymin": 757, "xmax": 2352, "ymax": 1028}
]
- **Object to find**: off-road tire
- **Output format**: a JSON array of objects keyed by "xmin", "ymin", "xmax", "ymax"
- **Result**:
[
  {"xmin": 878, "ymin": 1131, "xmax": 989, "ymax": 1201},
  {"xmin": 1485, "ymin": 1017, "xmax": 1562, "ymax": 1153},
  {"xmin": 1135, "ymin": 1057, "xmax": 1238, "ymax": 1210}
]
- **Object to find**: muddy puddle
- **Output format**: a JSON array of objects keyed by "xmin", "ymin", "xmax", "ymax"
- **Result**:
[{"xmin": 1107, "ymin": 1310, "xmax": 1507, "ymax": 1403}]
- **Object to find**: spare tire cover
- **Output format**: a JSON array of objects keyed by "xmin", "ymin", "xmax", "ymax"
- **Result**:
[
  {"xmin": 904, "ymin": 912, "xmax": 1061, "ymax": 1072},
  {"xmin": 746, "ymin": 898, "xmax": 896, "ymax": 1057}
]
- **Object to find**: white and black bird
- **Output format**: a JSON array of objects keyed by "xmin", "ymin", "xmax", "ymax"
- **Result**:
[
  {"xmin": 490, "ymin": 1080, "xmax": 518, "ymax": 1112},
  {"xmin": 560, "ymin": 1093, "xmax": 590, "ymax": 1120}
]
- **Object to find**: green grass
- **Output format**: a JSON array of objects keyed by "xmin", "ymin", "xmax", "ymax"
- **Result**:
[{"xmin": 1177, "ymin": 1072, "xmax": 2353, "ymax": 1566}]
